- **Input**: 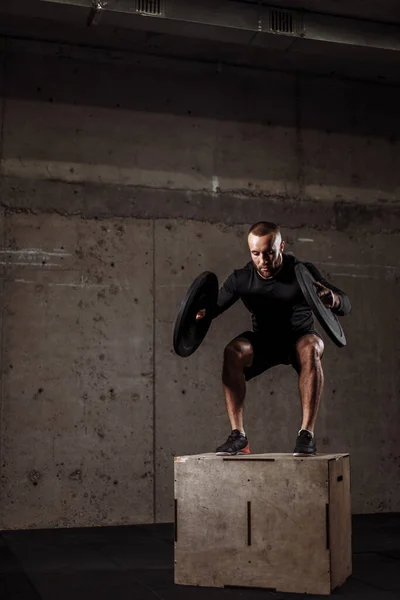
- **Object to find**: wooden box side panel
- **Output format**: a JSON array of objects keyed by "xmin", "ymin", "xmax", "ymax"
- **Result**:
[
  {"xmin": 175, "ymin": 457, "xmax": 332, "ymax": 594},
  {"xmin": 230, "ymin": 460, "xmax": 331, "ymax": 595},
  {"xmin": 329, "ymin": 455, "xmax": 352, "ymax": 590}
]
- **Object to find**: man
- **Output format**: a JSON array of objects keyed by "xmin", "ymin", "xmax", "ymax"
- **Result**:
[{"xmin": 196, "ymin": 221, "xmax": 351, "ymax": 457}]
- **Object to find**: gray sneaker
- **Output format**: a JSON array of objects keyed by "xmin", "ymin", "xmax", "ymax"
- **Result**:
[
  {"xmin": 293, "ymin": 429, "xmax": 316, "ymax": 456},
  {"xmin": 216, "ymin": 430, "xmax": 250, "ymax": 456}
]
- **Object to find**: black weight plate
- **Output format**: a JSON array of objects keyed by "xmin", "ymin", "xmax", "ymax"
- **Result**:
[
  {"xmin": 173, "ymin": 271, "xmax": 219, "ymax": 357},
  {"xmin": 295, "ymin": 263, "xmax": 346, "ymax": 348}
]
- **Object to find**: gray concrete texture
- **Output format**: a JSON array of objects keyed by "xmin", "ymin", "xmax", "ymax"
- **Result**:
[
  {"xmin": 0, "ymin": 214, "xmax": 154, "ymax": 528},
  {"xmin": 0, "ymin": 38, "xmax": 399, "ymax": 527}
]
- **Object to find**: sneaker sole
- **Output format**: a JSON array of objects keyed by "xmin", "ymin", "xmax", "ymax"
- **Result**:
[
  {"xmin": 215, "ymin": 451, "xmax": 249, "ymax": 456},
  {"xmin": 293, "ymin": 452, "xmax": 317, "ymax": 457}
]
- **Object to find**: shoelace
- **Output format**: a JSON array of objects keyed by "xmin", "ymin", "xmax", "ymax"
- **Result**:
[
  {"xmin": 298, "ymin": 430, "xmax": 312, "ymax": 441},
  {"xmin": 226, "ymin": 432, "xmax": 245, "ymax": 445}
]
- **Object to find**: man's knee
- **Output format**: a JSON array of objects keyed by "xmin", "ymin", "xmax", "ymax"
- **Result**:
[
  {"xmin": 296, "ymin": 335, "xmax": 324, "ymax": 363},
  {"xmin": 223, "ymin": 338, "xmax": 254, "ymax": 369}
]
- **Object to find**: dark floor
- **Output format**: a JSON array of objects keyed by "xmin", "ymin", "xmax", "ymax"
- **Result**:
[{"xmin": 1, "ymin": 515, "xmax": 399, "ymax": 600}]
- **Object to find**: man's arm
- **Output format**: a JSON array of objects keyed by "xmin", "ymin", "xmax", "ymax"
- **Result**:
[
  {"xmin": 212, "ymin": 271, "xmax": 240, "ymax": 318},
  {"xmin": 195, "ymin": 271, "xmax": 240, "ymax": 321},
  {"xmin": 303, "ymin": 262, "xmax": 352, "ymax": 316}
]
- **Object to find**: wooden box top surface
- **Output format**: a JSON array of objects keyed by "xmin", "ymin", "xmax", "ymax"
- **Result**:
[{"xmin": 175, "ymin": 452, "xmax": 350, "ymax": 462}]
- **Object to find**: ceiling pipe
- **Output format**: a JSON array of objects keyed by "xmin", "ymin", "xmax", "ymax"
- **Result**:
[{"xmin": 37, "ymin": 0, "xmax": 400, "ymax": 54}]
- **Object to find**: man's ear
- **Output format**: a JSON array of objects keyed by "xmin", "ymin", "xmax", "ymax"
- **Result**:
[{"xmin": 280, "ymin": 240, "xmax": 285, "ymax": 252}]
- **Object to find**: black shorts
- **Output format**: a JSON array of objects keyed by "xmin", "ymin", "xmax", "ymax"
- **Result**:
[{"xmin": 237, "ymin": 329, "xmax": 322, "ymax": 381}]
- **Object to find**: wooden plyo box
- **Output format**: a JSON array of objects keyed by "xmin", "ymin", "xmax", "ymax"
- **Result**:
[{"xmin": 174, "ymin": 453, "xmax": 351, "ymax": 595}]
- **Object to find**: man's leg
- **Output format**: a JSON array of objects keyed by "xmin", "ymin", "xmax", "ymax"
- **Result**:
[
  {"xmin": 222, "ymin": 337, "xmax": 254, "ymax": 432},
  {"xmin": 292, "ymin": 333, "xmax": 324, "ymax": 456},
  {"xmin": 295, "ymin": 333, "xmax": 325, "ymax": 431},
  {"xmin": 215, "ymin": 337, "xmax": 254, "ymax": 455}
]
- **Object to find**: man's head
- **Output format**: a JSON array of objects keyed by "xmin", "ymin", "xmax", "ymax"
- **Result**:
[{"xmin": 248, "ymin": 221, "xmax": 285, "ymax": 279}]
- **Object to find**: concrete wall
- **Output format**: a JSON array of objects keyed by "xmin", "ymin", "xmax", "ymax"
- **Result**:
[{"xmin": 0, "ymin": 38, "xmax": 399, "ymax": 528}]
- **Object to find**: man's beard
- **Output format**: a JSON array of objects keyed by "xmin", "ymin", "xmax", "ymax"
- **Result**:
[{"xmin": 258, "ymin": 255, "xmax": 283, "ymax": 277}]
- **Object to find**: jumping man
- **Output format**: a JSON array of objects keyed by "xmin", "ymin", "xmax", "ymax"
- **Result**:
[{"xmin": 196, "ymin": 221, "xmax": 351, "ymax": 457}]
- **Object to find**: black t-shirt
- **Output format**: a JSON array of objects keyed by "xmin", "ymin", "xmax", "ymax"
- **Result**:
[{"xmin": 214, "ymin": 253, "xmax": 351, "ymax": 338}]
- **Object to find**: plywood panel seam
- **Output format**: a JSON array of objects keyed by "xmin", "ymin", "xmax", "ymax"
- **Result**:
[
  {"xmin": 223, "ymin": 457, "xmax": 275, "ymax": 461},
  {"xmin": 174, "ymin": 498, "xmax": 178, "ymax": 542},
  {"xmin": 327, "ymin": 460, "xmax": 333, "ymax": 592}
]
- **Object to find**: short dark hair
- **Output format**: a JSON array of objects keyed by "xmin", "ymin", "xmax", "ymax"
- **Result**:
[{"xmin": 248, "ymin": 221, "xmax": 280, "ymax": 237}]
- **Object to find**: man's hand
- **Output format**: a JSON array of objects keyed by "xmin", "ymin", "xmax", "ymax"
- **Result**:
[
  {"xmin": 313, "ymin": 282, "xmax": 340, "ymax": 309},
  {"xmin": 196, "ymin": 308, "xmax": 206, "ymax": 320}
]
